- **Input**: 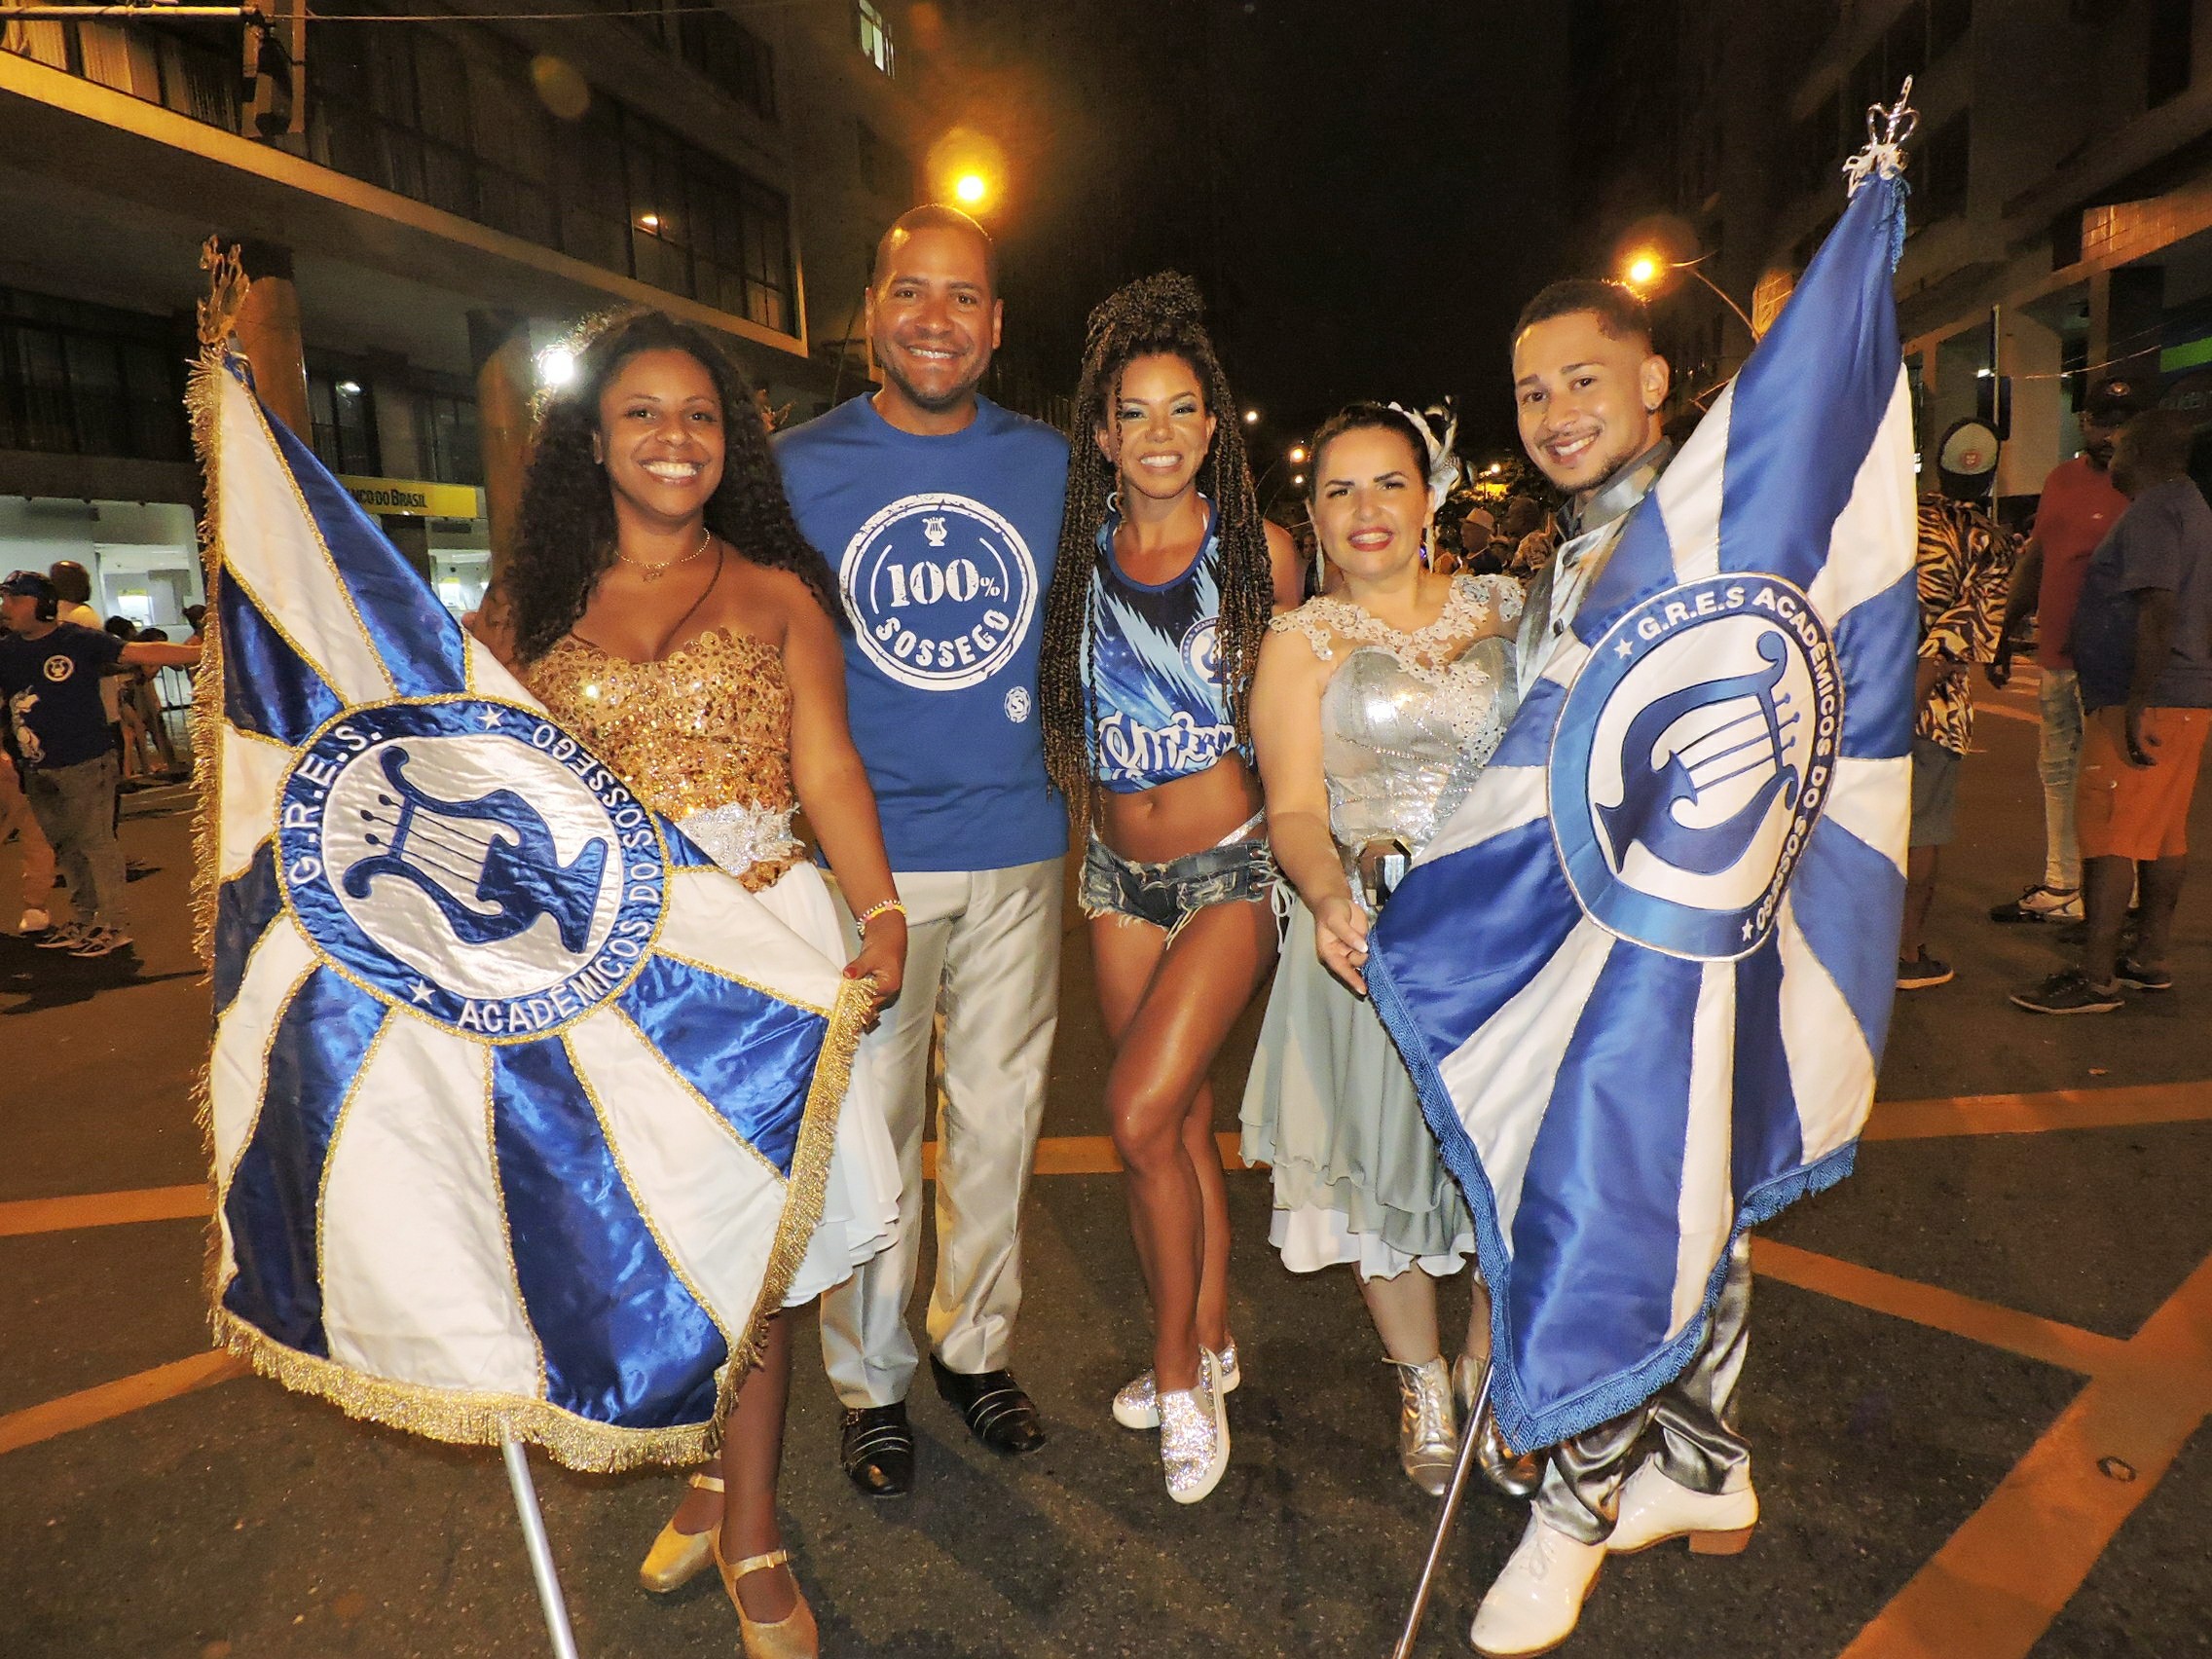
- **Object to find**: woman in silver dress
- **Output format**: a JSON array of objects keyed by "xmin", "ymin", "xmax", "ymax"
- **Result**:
[{"xmin": 1242, "ymin": 402, "xmax": 1530, "ymax": 1495}]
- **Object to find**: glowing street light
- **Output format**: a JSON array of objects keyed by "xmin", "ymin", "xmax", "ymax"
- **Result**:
[
  {"xmin": 1620, "ymin": 248, "xmax": 1757, "ymax": 338},
  {"xmin": 953, "ymin": 172, "xmax": 989, "ymax": 206},
  {"xmin": 536, "ymin": 345, "xmax": 576, "ymax": 387},
  {"xmin": 1289, "ymin": 445, "xmax": 1308, "ymax": 463},
  {"xmin": 1242, "ymin": 408, "xmax": 1260, "ymax": 425},
  {"xmin": 1291, "ymin": 472, "xmax": 1306, "ymax": 487}
]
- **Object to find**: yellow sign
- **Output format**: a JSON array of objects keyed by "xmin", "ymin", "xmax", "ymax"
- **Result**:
[{"xmin": 338, "ymin": 476, "xmax": 484, "ymax": 519}]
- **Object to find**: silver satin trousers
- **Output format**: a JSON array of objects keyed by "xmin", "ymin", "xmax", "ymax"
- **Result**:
[{"xmin": 1530, "ymin": 1231, "xmax": 1755, "ymax": 1545}]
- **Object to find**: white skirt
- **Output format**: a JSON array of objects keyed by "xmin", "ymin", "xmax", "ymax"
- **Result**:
[{"xmin": 750, "ymin": 863, "xmax": 903, "ymax": 1307}]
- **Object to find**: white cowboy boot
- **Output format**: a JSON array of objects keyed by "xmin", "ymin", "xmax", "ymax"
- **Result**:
[
  {"xmin": 1605, "ymin": 1457, "xmax": 1757, "ymax": 1556},
  {"xmin": 1469, "ymin": 1512, "xmax": 1605, "ymax": 1657}
]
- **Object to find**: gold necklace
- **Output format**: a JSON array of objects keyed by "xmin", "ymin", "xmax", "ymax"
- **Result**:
[{"xmin": 616, "ymin": 523, "xmax": 712, "ymax": 583}]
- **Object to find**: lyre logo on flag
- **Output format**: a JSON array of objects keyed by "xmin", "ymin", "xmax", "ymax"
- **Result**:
[
  {"xmin": 1368, "ymin": 143, "xmax": 1918, "ymax": 1455},
  {"xmin": 280, "ymin": 702, "xmax": 665, "ymax": 1037},
  {"xmin": 1559, "ymin": 573, "xmax": 1841, "ymax": 958},
  {"xmin": 194, "ymin": 342, "xmax": 870, "ymax": 1473}
]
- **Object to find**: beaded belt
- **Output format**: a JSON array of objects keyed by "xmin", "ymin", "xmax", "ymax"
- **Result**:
[{"xmin": 676, "ymin": 801, "xmax": 805, "ymax": 889}]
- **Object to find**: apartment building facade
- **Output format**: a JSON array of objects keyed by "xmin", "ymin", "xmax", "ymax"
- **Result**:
[{"xmin": 0, "ymin": 0, "xmax": 953, "ymax": 617}]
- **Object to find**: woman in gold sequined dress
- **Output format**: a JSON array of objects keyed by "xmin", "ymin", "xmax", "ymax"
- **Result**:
[{"xmin": 472, "ymin": 309, "xmax": 903, "ymax": 1659}]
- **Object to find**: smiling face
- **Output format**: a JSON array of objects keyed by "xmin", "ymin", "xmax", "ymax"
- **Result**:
[
  {"xmin": 1309, "ymin": 424, "xmax": 1431, "ymax": 585},
  {"xmin": 1095, "ymin": 350, "xmax": 1216, "ymax": 506},
  {"xmin": 591, "ymin": 349, "xmax": 725, "ymax": 527},
  {"xmin": 1513, "ymin": 309, "xmax": 1669, "ymax": 502},
  {"xmin": 867, "ymin": 224, "xmax": 1002, "ymax": 426}
]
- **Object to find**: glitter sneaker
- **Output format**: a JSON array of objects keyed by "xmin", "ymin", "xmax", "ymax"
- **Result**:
[
  {"xmin": 1158, "ymin": 1350, "xmax": 1230, "ymax": 1504},
  {"xmin": 1112, "ymin": 1338, "xmax": 1239, "ymax": 1430}
]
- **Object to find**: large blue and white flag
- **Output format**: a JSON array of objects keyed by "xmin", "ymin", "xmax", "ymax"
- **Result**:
[
  {"xmin": 192, "ymin": 335, "xmax": 869, "ymax": 1472},
  {"xmin": 1367, "ymin": 134, "xmax": 1918, "ymax": 1454}
]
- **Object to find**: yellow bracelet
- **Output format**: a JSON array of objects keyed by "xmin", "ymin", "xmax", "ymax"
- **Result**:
[{"xmin": 859, "ymin": 898, "xmax": 906, "ymax": 926}]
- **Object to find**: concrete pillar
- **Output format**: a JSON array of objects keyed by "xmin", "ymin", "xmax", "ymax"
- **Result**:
[
  {"xmin": 381, "ymin": 513, "xmax": 433, "ymax": 583},
  {"xmin": 469, "ymin": 310, "xmax": 534, "ymax": 582},
  {"xmin": 234, "ymin": 240, "xmax": 312, "ymax": 441},
  {"xmin": 1996, "ymin": 309, "xmax": 2063, "ymax": 500}
]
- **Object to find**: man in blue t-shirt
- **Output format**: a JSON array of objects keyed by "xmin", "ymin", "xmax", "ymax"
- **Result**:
[
  {"xmin": 0, "ymin": 571, "xmax": 200, "ymax": 957},
  {"xmin": 775, "ymin": 205, "xmax": 1070, "ymax": 1495}
]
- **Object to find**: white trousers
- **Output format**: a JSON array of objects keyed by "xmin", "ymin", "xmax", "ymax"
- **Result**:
[{"xmin": 819, "ymin": 858, "xmax": 1064, "ymax": 1407}]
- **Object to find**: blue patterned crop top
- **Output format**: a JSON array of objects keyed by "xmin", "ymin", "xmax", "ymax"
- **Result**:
[{"xmin": 1081, "ymin": 504, "xmax": 1238, "ymax": 793}]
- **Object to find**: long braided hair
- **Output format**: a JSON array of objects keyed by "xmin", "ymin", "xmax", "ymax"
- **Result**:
[
  {"xmin": 498, "ymin": 307, "xmax": 840, "ymax": 665},
  {"xmin": 1038, "ymin": 273, "xmax": 1273, "ymax": 828}
]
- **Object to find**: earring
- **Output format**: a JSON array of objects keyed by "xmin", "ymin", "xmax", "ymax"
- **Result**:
[{"xmin": 1106, "ymin": 488, "xmax": 1123, "ymax": 517}]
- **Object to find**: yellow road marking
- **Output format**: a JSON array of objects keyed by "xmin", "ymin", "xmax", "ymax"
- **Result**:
[
  {"xmin": 1837, "ymin": 1249, "xmax": 2212, "ymax": 1659},
  {"xmin": 1865, "ymin": 1080, "xmax": 2212, "ymax": 1141},
  {"xmin": 0, "ymin": 1184, "xmax": 209, "ymax": 1238},
  {"xmin": 0, "ymin": 1350, "xmax": 246, "ymax": 1456},
  {"xmin": 1751, "ymin": 1239, "xmax": 2128, "ymax": 1376}
]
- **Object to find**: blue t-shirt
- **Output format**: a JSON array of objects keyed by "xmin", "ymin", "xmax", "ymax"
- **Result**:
[
  {"xmin": 1080, "ymin": 505, "xmax": 1236, "ymax": 792},
  {"xmin": 775, "ymin": 393, "xmax": 1070, "ymax": 871},
  {"xmin": 2069, "ymin": 477, "xmax": 2212, "ymax": 713},
  {"xmin": 0, "ymin": 622, "xmax": 124, "ymax": 770}
]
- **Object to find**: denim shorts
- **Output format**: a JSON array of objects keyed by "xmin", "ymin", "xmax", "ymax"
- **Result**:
[{"xmin": 1079, "ymin": 834, "xmax": 1279, "ymax": 940}]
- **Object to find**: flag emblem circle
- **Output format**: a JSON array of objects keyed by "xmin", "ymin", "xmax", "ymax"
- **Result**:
[
  {"xmin": 839, "ymin": 492, "xmax": 1038, "ymax": 692},
  {"xmin": 1181, "ymin": 614, "xmax": 1221, "ymax": 684},
  {"xmin": 276, "ymin": 699, "xmax": 667, "ymax": 1039},
  {"xmin": 1551, "ymin": 574, "xmax": 1842, "ymax": 959}
]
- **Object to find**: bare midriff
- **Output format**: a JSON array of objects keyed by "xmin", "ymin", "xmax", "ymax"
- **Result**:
[{"xmin": 1097, "ymin": 751, "xmax": 1264, "ymax": 866}]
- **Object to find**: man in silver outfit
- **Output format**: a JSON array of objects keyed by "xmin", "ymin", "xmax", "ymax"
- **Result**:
[{"xmin": 1474, "ymin": 278, "xmax": 1757, "ymax": 1659}]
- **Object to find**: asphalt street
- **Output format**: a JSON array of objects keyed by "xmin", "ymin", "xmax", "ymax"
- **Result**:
[{"xmin": 2, "ymin": 671, "xmax": 2208, "ymax": 1659}]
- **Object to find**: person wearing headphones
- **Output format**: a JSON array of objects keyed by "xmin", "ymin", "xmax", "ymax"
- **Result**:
[{"xmin": 0, "ymin": 571, "xmax": 199, "ymax": 958}]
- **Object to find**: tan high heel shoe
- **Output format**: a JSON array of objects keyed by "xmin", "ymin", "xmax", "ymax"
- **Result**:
[
  {"xmin": 638, "ymin": 1471, "xmax": 722, "ymax": 1594},
  {"xmin": 714, "ymin": 1534, "xmax": 819, "ymax": 1659}
]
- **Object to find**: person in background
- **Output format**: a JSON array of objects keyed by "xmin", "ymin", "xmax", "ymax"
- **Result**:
[
  {"xmin": 0, "ymin": 572, "xmax": 201, "ymax": 957},
  {"xmin": 129, "ymin": 626, "xmax": 181, "ymax": 775},
  {"xmin": 1988, "ymin": 376, "xmax": 2153, "ymax": 924},
  {"xmin": 103, "ymin": 616, "xmax": 151, "ymax": 785},
  {"xmin": 1898, "ymin": 471, "xmax": 2015, "ymax": 989},
  {"xmin": 2012, "ymin": 410, "xmax": 2212, "ymax": 1014},
  {"xmin": 0, "ymin": 743, "xmax": 56, "ymax": 935},
  {"xmin": 1447, "ymin": 507, "xmax": 1494, "ymax": 575},
  {"xmin": 1499, "ymin": 493, "xmax": 1554, "ymax": 581}
]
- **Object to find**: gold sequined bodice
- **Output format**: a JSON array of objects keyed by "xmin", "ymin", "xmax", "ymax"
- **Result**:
[{"xmin": 524, "ymin": 627, "xmax": 802, "ymax": 888}]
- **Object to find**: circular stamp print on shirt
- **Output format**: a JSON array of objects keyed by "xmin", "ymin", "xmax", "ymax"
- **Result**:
[{"xmin": 839, "ymin": 493, "xmax": 1039, "ymax": 693}]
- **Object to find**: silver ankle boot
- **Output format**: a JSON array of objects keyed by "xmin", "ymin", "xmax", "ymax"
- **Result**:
[
  {"xmin": 1455, "ymin": 1353, "xmax": 1542, "ymax": 1497},
  {"xmin": 1388, "ymin": 1356, "xmax": 1459, "ymax": 1496}
]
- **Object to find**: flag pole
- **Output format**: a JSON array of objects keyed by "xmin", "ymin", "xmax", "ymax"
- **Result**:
[
  {"xmin": 1390, "ymin": 1367, "xmax": 1493, "ymax": 1659},
  {"xmin": 500, "ymin": 1434, "xmax": 582, "ymax": 1659}
]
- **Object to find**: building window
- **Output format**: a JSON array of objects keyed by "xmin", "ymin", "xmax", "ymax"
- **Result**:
[
  {"xmin": 2149, "ymin": 0, "xmax": 2193, "ymax": 108},
  {"xmin": 0, "ymin": 287, "xmax": 189, "ymax": 462},
  {"xmin": 857, "ymin": 121, "xmax": 909, "ymax": 202},
  {"xmin": 307, "ymin": 364, "xmax": 382, "ymax": 476},
  {"xmin": 2, "ymin": 16, "xmax": 240, "ymax": 131},
  {"xmin": 1917, "ymin": 111, "xmax": 1971, "ymax": 223},
  {"xmin": 857, "ymin": 0, "xmax": 895, "ymax": 77},
  {"xmin": 415, "ymin": 390, "xmax": 483, "ymax": 487},
  {"xmin": 626, "ymin": 0, "xmax": 776, "ymax": 121},
  {"xmin": 556, "ymin": 107, "xmax": 796, "ymax": 334}
]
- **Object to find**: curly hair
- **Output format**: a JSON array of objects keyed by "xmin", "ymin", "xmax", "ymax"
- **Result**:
[
  {"xmin": 1038, "ymin": 273, "xmax": 1273, "ymax": 827},
  {"xmin": 499, "ymin": 308, "xmax": 839, "ymax": 665}
]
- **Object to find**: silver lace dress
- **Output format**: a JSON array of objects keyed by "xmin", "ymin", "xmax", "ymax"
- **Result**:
[{"xmin": 1239, "ymin": 574, "xmax": 1523, "ymax": 1278}]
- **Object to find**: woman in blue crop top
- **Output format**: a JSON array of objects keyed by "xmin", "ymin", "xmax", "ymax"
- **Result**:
[{"xmin": 1038, "ymin": 275, "xmax": 1302, "ymax": 1504}]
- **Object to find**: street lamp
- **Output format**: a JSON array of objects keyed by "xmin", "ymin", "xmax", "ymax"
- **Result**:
[
  {"xmin": 535, "ymin": 346, "xmax": 576, "ymax": 387},
  {"xmin": 1288, "ymin": 445, "xmax": 1307, "ymax": 463},
  {"xmin": 1621, "ymin": 249, "xmax": 1757, "ymax": 339},
  {"xmin": 1243, "ymin": 408, "xmax": 1260, "ymax": 425},
  {"xmin": 953, "ymin": 172, "xmax": 989, "ymax": 206},
  {"xmin": 1291, "ymin": 473, "xmax": 1305, "ymax": 487}
]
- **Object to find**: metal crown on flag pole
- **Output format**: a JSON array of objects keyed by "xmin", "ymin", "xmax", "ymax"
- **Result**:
[
  {"xmin": 1366, "ymin": 94, "xmax": 1920, "ymax": 1456},
  {"xmin": 188, "ymin": 243, "xmax": 871, "ymax": 1473}
]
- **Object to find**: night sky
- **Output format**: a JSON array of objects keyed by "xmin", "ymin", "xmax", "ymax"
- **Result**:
[{"xmin": 971, "ymin": 1, "xmax": 1571, "ymax": 461}]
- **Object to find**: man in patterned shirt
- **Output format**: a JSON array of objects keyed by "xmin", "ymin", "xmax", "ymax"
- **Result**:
[{"xmin": 1899, "ymin": 473, "xmax": 2016, "ymax": 988}]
